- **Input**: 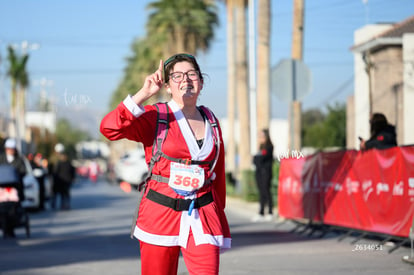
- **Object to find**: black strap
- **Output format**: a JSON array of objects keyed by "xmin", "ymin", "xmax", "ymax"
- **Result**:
[
  {"xmin": 160, "ymin": 153, "xmax": 211, "ymax": 165},
  {"xmin": 146, "ymin": 189, "xmax": 213, "ymax": 211}
]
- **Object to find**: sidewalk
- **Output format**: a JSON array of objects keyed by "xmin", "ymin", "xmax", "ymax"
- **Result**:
[{"xmin": 225, "ymin": 195, "xmax": 282, "ymax": 222}]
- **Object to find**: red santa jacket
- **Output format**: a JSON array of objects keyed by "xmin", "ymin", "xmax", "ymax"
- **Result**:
[{"xmin": 100, "ymin": 96, "xmax": 231, "ymax": 249}]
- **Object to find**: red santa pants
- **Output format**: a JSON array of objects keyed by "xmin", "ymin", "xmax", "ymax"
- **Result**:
[{"xmin": 139, "ymin": 231, "xmax": 220, "ymax": 275}]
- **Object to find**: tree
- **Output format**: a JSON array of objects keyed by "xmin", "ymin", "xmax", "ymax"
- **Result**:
[
  {"xmin": 302, "ymin": 109, "xmax": 324, "ymax": 126},
  {"xmin": 225, "ymin": 0, "xmax": 236, "ymax": 174},
  {"xmin": 323, "ymin": 103, "xmax": 346, "ymax": 147},
  {"xmin": 110, "ymin": 38, "xmax": 163, "ymax": 109},
  {"xmin": 146, "ymin": 0, "xmax": 218, "ymax": 55},
  {"xmin": 6, "ymin": 46, "xmax": 29, "ymax": 143},
  {"xmin": 110, "ymin": 0, "xmax": 220, "ymax": 110},
  {"xmin": 234, "ymin": 0, "xmax": 251, "ymax": 171},
  {"xmin": 302, "ymin": 103, "xmax": 346, "ymax": 149}
]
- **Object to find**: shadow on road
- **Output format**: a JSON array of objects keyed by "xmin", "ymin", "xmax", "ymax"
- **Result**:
[{"xmin": 0, "ymin": 232, "xmax": 140, "ymax": 273}]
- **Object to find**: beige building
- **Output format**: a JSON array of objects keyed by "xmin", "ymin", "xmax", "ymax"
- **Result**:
[{"xmin": 348, "ymin": 16, "xmax": 414, "ymax": 148}]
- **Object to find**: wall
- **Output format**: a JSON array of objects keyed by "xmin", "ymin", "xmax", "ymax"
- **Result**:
[
  {"xmin": 403, "ymin": 33, "xmax": 414, "ymax": 145},
  {"xmin": 351, "ymin": 24, "xmax": 393, "ymax": 148},
  {"xmin": 370, "ymin": 46, "xmax": 403, "ymax": 145}
]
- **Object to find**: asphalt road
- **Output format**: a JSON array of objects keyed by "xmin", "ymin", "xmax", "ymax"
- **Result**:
[{"xmin": 1, "ymin": 177, "xmax": 413, "ymax": 275}]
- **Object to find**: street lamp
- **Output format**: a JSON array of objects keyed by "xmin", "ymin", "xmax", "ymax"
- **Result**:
[
  {"xmin": 34, "ymin": 77, "xmax": 54, "ymax": 111},
  {"xmin": 12, "ymin": 40, "xmax": 40, "ymax": 55}
]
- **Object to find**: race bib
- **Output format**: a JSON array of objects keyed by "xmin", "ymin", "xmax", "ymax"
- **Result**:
[{"xmin": 169, "ymin": 162, "xmax": 205, "ymax": 194}]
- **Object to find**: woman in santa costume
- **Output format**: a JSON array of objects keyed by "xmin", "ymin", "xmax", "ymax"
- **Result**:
[{"xmin": 100, "ymin": 53, "xmax": 231, "ymax": 275}]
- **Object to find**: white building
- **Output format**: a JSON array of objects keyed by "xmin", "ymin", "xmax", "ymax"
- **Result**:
[
  {"xmin": 348, "ymin": 15, "xmax": 414, "ymax": 148},
  {"xmin": 25, "ymin": 111, "xmax": 57, "ymax": 134}
]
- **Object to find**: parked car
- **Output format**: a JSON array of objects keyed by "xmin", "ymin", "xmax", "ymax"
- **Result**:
[
  {"xmin": 21, "ymin": 157, "xmax": 40, "ymax": 209},
  {"xmin": 18, "ymin": 156, "xmax": 52, "ymax": 210},
  {"xmin": 114, "ymin": 148, "xmax": 148, "ymax": 187}
]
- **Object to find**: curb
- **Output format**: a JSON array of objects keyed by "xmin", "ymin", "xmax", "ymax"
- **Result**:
[{"xmin": 225, "ymin": 196, "xmax": 281, "ymax": 222}]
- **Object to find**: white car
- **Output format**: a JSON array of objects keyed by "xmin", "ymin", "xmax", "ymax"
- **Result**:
[
  {"xmin": 114, "ymin": 148, "xmax": 148, "ymax": 187},
  {"xmin": 21, "ymin": 157, "xmax": 40, "ymax": 209}
]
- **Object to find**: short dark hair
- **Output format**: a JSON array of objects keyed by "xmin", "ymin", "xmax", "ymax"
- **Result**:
[{"xmin": 164, "ymin": 53, "xmax": 203, "ymax": 83}]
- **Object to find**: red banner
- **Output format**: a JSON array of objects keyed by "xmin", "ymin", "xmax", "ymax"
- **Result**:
[{"xmin": 278, "ymin": 146, "xmax": 414, "ymax": 238}]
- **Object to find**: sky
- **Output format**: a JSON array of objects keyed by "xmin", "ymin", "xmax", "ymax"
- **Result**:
[{"xmin": 1, "ymin": 0, "xmax": 414, "ymax": 138}]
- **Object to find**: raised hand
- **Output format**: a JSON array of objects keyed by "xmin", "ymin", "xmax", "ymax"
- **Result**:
[{"xmin": 133, "ymin": 60, "xmax": 164, "ymax": 104}]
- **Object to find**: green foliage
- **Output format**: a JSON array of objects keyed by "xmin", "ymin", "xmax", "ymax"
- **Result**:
[
  {"xmin": 109, "ymin": 0, "xmax": 219, "ymax": 111},
  {"xmin": 240, "ymin": 169, "xmax": 258, "ymax": 201},
  {"xmin": 7, "ymin": 46, "xmax": 30, "ymax": 88},
  {"xmin": 225, "ymin": 172, "xmax": 236, "ymax": 196},
  {"xmin": 230, "ymin": 162, "xmax": 280, "ymax": 205},
  {"xmin": 302, "ymin": 103, "xmax": 346, "ymax": 149},
  {"xmin": 272, "ymin": 161, "xmax": 280, "ymax": 206},
  {"xmin": 302, "ymin": 108, "xmax": 324, "ymax": 126},
  {"xmin": 7, "ymin": 46, "xmax": 29, "ymax": 107},
  {"xmin": 109, "ymin": 38, "xmax": 163, "ymax": 109},
  {"xmin": 325, "ymin": 103, "xmax": 347, "ymax": 147},
  {"xmin": 147, "ymin": 0, "xmax": 218, "ymax": 54}
]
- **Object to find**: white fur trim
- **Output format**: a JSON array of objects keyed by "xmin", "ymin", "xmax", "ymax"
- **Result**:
[
  {"xmin": 168, "ymin": 100, "xmax": 213, "ymax": 160},
  {"xmin": 123, "ymin": 95, "xmax": 145, "ymax": 118},
  {"xmin": 134, "ymin": 225, "xmax": 179, "ymax": 246},
  {"xmin": 133, "ymin": 223, "xmax": 232, "ymax": 249}
]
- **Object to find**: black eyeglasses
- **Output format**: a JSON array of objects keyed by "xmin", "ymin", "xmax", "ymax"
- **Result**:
[
  {"xmin": 169, "ymin": 70, "xmax": 200, "ymax": 83},
  {"xmin": 164, "ymin": 53, "xmax": 196, "ymax": 69}
]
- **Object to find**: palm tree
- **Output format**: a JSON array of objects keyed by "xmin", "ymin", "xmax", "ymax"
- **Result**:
[
  {"xmin": 256, "ymin": 0, "xmax": 271, "ymax": 142},
  {"xmin": 110, "ymin": 38, "xmax": 163, "ymax": 109},
  {"xmin": 225, "ymin": 0, "xmax": 237, "ymax": 174},
  {"xmin": 110, "ymin": 0, "xmax": 220, "ymax": 110},
  {"xmin": 146, "ymin": 0, "xmax": 219, "ymax": 56},
  {"xmin": 7, "ymin": 46, "xmax": 29, "ymax": 142},
  {"xmin": 234, "ymin": 0, "xmax": 251, "ymax": 171}
]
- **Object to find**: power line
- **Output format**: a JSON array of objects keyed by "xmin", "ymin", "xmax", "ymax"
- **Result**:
[
  {"xmin": 314, "ymin": 74, "xmax": 354, "ymax": 107},
  {"xmin": 29, "ymin": 69, "xmax": 123, "ymax": 75}
]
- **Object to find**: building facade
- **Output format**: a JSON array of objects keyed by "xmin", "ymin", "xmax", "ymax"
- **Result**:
[{"xmin": 348, "ymin": 16, "xmax": 414, "ymax": 148}]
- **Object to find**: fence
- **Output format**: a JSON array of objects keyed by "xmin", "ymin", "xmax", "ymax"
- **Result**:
[{"xmin": 278, "ymin": 146, "xmax": 414, "ymax": 238}]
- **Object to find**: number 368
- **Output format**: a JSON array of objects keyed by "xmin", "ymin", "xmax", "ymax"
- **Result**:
[{"xmin": 173, "ymin": 175, "xmax": 200, "ymax": 188}]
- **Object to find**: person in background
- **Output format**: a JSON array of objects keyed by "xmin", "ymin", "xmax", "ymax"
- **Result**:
[
  {"xmin": 359, "ymin": 113, "xmax": 397, "ymax": 150},
  {"xmin": 29, "ymin": 153, "xmax": 47, "ymax": 210},
  {"xmin": 0, "ymin": 138, "xmax": 26, "ymax": 195},
  {"xmin": 0, "ymin": 138, "xmax": 26, "ymax": 238},
  {"xmin": 88, "ymin": 159, "xmax": 99, "ymax": 183},
  {"xmin": 252, "ymin": 129, "xmax": 274, "ymax": 222},
  {"xmin": 51, "ymin": 143, "xmax": 75, "ymax": 210},
  {"xmin": 100, "ymin": 53, "xmax": 231, "ymax": 275}
]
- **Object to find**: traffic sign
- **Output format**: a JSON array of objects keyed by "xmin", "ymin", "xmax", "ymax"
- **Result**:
[{"xmin": 271, "ymin": 58, "xmax": 312, "ymax": 102}]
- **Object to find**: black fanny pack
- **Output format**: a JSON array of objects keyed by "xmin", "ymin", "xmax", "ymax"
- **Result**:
[{"xmin": 146, "ymin": 189, "xmax": 213, "ymax": 211}]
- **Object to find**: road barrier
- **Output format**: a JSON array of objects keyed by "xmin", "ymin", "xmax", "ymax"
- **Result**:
[{"xmin": 278, "ymin": 146, "xmax": 414, "ymax": 238}]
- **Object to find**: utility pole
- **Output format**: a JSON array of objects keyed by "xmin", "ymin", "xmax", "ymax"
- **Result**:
[
  {"xmin": 226, "ymin": 0, "xmax": 236, "ymax": 174},
  {"xmin": 256, "ymin": 0, "xmax": 271, "ymax": 149},
  {"xmin": 248, "ymin": 0, "xmax": 257, "ymax": 154},
  {"xmin": 290, "ymin": 0, "xmax": 304, "ymax": 151}
]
